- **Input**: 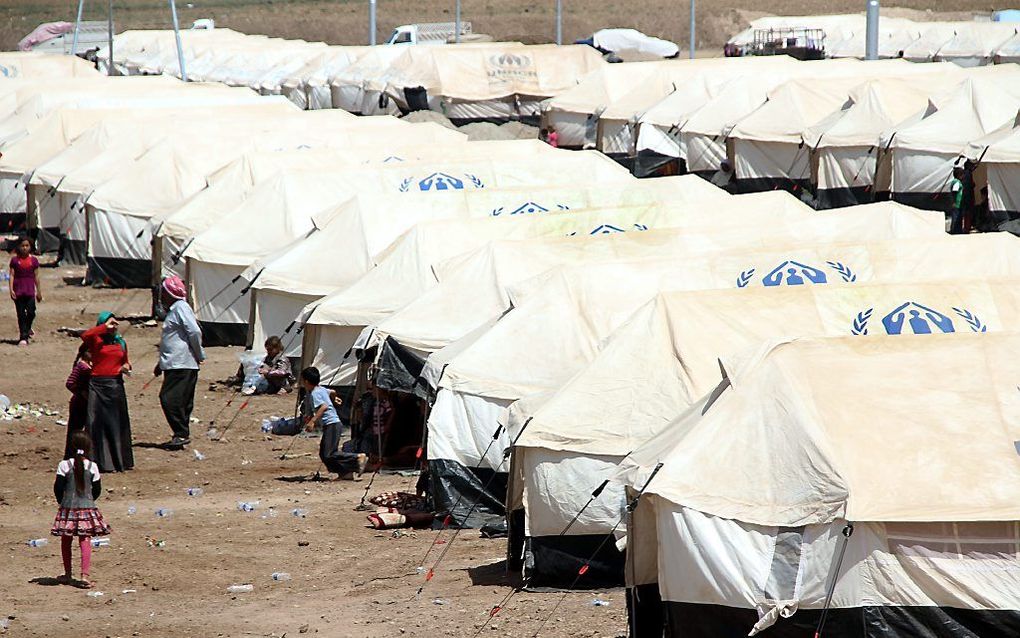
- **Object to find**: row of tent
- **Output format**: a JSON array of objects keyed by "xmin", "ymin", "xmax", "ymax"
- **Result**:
[
  {"xmin": 97, "ymin": 29, "xmax": 606, "ymax": 122},
  {"xmin": 6, "ymin": 60, "xmax": 1020, "ymax": 637},
  {"xmin": 543, "ymin": 56, "xmax": 1020, "ymax": 219},
  {"xmin": 728, "ymin": 14, "xmax": 1020, "ymax": 64}
]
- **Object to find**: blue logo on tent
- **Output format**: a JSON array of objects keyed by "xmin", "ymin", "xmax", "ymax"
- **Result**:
[
  {"xmin": 566, "ymin": 223, "xmax": 651, "ymax": 236},
  {"xmin": 851, "ymin": 302, "xmax": 987, "ymax": 335},
  {"xmin": 382, "ymin": 156, "xmax": 405, "ymax": 163},
  {"xmin": 491, "ymin": 202, "xmax": 568, "ymax": 217},
  {"xmin": 400, "ymin": 173, "xmax": 485, "ymax": 192},
  {"xmin": 736, "ymin": 260, "xmax": 857, "ymax": 288}
]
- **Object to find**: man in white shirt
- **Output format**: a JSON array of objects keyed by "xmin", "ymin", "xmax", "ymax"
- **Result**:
[{"xmin": 153, "ymin": 275, "xmax": 205, "ymax": 449}]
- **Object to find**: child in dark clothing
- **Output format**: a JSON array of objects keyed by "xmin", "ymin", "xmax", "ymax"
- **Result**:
[
  {"xmin": 301, "ymin": 367, "xmax": 366, "ymax": 480},
  {"xmin": 64, "ymin": 344, "xmax": 92, "ymax": 459}
]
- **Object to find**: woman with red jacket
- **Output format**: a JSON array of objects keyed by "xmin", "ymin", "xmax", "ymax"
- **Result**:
[{"xmin": 80, "ymin": 312, "xmax": 133, "ymax": 472}]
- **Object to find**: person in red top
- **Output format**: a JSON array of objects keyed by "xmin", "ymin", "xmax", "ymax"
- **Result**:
[
  {"xmin": 80, "ymin": 312, "xmax": 133, "ymax": 473},
  {"xmin": 9, "ymin": 236, "xmax": 42, "ymax": 346}
]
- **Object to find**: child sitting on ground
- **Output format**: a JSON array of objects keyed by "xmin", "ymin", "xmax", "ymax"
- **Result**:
[
  {"xmin": 243, "ymin": 336, "xmax": 294, "ymax": 395},
  {"xmin": 52, "ymin": 430, "xmax": 109, "ymax": 588},
  {"xmin": 301, "ymin": 367, "xmax": 366, "ymax": 480}
]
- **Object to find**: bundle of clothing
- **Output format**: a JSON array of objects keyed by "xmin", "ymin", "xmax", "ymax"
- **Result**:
[{"xmin": 365, "ymin": 491, "xmax": 434, "ymax": 530}]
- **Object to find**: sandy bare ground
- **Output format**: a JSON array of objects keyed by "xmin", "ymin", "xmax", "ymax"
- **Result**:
[
  {"xmin": 0, "ymin": 0, "xmax": 990, "ymax": 53},
  {"xmin": 0, "ymin": 262, "xmax": 627, "ymax": 637}
]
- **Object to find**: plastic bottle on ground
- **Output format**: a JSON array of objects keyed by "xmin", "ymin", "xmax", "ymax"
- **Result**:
[
  {"xmin": 193, "ymin": 449, "xmax": 206, "ymax": 461},
  {"xmin": 27, "ymin": 538, "xmax": 48, "ymax": 547},
  {"xmin": 227, "ymin": 584, "xmax": 254, "ymax": 593},
  {"xmin": 154, "ymin": 508, "xmax": 173, "ymax": 518},
  {"xmin": 291, "ymin": 508, "xmax": 308, "ymax": 518},
  {"xmin": 127, "ymin": 505, "xmax": 137, "ymax": 515},
  {"xmin": 186, "ymin": 487, "xmax": 203, "ymax": 497},
  {"xmin": 237, "ymin": 501, "xmax": 259, "ymax": 512},
  {"xmin": 91, "ymin": 537, "xmax": 110, "ymax": 547},
  {"xmin": 592, "ymin": 599, "xmax": 610, "ymax": 607},
  {"xmin": 86, "ymin": 591, "xmax": 104, "ymax": 598},
  {"xmin": 271, "ymin": 572, "xmax": 291, "ymax": 581}
]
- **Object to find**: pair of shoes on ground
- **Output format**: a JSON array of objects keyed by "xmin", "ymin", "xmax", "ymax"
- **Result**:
[
  {"xmin": 339, "ymin": 454, "xmax": 370, "ymax": 481},
  {"xmin": 164, "ymin": 436, "xmax": 190, "ymax": 450}
]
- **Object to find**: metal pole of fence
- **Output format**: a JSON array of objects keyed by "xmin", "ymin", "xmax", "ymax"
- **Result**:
[
  {"xmin": 369, "ymin": 0, "xmax": 377, "ymax": 45},
  {"xmin": 71, "ymin": 0, "xmax": 85, "ymax": 56},
  {"xmin": 865, "ymin": 0, "xmax": 880, "ymax": 60},
  {"xmin": 107, "ymin": 0, "xmax": 114, "ymax": 75},
  {"xmin": 455, "ymin": 0, "xmax": 462, "ymax": 43},
  {"xmin": 169, "ymin": 0, "xmax": 188, "ymax": 81},
  {"xmin": 556, "ymin": 0, "xmax": 562, "ymax": 45},
  {"xmin": 689, "ymin": 0, "xmax": 696, "ymax": 58}
]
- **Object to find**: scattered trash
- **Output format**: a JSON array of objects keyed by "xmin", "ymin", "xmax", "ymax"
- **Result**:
[
  {"xmin": 193, "ymin": 449, "xmax": 206, "ymax": 461},
  {"xmin": 237, "ymin": 500, "xmax": 259, "ymax": 512},
  {"xmin": 261, "ymin": 418, "xmax": 274, "ymax": 433},
  {"xmin": 121, "ymin": 589, "xmax": 137, "ymax": 594},
  {"xmin": 241, "ymin": 458, "xmax": 253, "ymax": 466},
  {"xmin": 0, "ymin": 395, "xmax": 9, "ymax": 411},
  {"xmin": 0, "ymin": 617, "xmax": 9, "ymax": 631},
  {"xmin": 27, "ymin": 538, "xmax": 48, "ymax": 547},
  {"xmin": 227, "ymin": 584, "xmax": 253, "ymax": 594},
  {"xmin": 145, "ymin": 536, "xmax": 166, "ymax": 548},
  {"xmin": 432, "ymin": 598, "xmax": 448, "ymax": 605},
  {"xmin": 186, "ymin": 487, "xmax": 203, "ymax": 497},
  {"xmin": 291, "ymin": 508, "xmax": 308, "ymax": 518},
  {"xmin": 390, "ymin": 529, "xmax": 416, "ymax": 539},
  {"xmin": 297, "ymin": 540, "xmax": 310, "ymax": 547},
  {"xmin": 127, "ymin": 505, "xmax": 137, "ymax": 516},
  {"xmin": 415, "ymin": 566, "xmax": 426, "ymax": 574},
  {"xmin": 55, "ymin": 419, "xmax": 67, "ymax": 426},
  {"xmin": 141, "ymin": 319, "xmax": 158, "ymax": 327},
  {"xmin": 270, "ymin": 572, "xmax": 291, "ymax": 581},
  {"xmin": 260, "ymin": 507, "xmax": 277, "ymax": 519},
  {"xmin": 154, "ymin": 508, "xmax": 173, "ymax": 518},
  {"xmin": 86, "ymin": 591, "xmax": 104, "ymax": 598},
  {"xmin": 0, "ymin": 400, "xmax": 58, "ymax": 421},
  {"xmin": 90, "ymin": 537, "xmax": 110, "ymax": 548},
  {"xmin": 206, "ymin": 427, "xmax": 218, "ymax": 438},
  {"xmin": 592, "ymin": 599, "xmax": 610, "ymax": 607}
]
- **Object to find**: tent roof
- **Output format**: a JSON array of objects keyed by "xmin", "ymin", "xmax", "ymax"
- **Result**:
[{"xmin": 616, "ymin": 331, "xmax": 1020, "ymax": 525}]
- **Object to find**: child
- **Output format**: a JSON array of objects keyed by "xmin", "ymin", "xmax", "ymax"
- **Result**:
[
  {"xmin": 51, "ymin": 430, "xmax": 109, "ymax": 588},
  {"xmin": 64, "ymin": 344, "xmax": 92, "ymax": 459},
  {"xmin": 9, "ymin": 236, "xmax": 42, "ymax": 346},
  {"xmin": 301, "ymin": 366, "xmax": 366, "ymax": 480},
  {"xmin": 243, "ymin": 335, "xmax": 294, "ymax": 395}
]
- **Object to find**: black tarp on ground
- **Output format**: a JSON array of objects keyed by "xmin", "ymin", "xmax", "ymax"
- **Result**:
[
  {"xmin": 429, "ymin": 458, "xmax": 506, "ymax": 529},
  {"xmin": 86, "ymin": 256, "xmax": 152, "ymax": 288}
]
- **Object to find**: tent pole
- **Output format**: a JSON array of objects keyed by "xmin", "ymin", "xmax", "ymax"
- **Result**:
[
  {"xmin": 107, "ymin": 0, "xmax": 114, "ymax": 75},
  {"xmin": 169, "ymin": 0, "xmax": 188, "ymax": 81},
  {"xmin": 71, "ymin": 0, "xmax": 85, "ymax": 56},
  {"xmin": 689, "ymin": 0, "xmax": 696, "ymax": 59}
]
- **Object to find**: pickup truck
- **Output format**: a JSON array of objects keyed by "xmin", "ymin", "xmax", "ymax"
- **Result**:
[{"xmin": 386, "ymin": 22, "xmax": 472, "ymax": 45}]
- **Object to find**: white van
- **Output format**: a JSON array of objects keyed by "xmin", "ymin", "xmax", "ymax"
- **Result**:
[{"xmin": 386, "ymin": 21, "xmax": 472, "ymax": 45}]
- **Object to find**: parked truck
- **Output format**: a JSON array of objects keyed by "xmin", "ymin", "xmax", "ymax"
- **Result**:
[{"xmin": 386, "ymin": 22, "xmax": 472, "ymax": 45}]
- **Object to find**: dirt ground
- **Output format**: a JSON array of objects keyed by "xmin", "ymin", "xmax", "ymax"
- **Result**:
[
  {"xmin": 0, "ymin": 262, "xmax": 628, "ymax": 637},
  {"xmin": 0, "ymin": 0, "xmax": 995, "ymax": 53}
]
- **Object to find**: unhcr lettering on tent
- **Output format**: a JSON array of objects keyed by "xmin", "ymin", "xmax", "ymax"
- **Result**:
[
  {"xmin": 490, "ymin": 202, "xmax": 571, "ymax": 217},
  {"xmin": 851, "ymin": 302, "xmax": 987, "ymax": 335},
  {"xmin": 736, "ymin": 260, "xmax": 857, "ymax": 288}
]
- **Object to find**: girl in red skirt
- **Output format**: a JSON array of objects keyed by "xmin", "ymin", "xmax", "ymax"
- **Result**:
[{"xmin": 52, "ymin": 430, "xmax": 109, "ymax": 588}]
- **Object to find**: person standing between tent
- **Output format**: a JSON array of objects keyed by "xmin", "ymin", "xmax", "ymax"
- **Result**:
[
  {"xmin": 301, "ymin": 367, "xmax": 366, "ymax": 480},
  {"xmin": 9, "ymin": 236, "xmax": 42, "ymax": 346},
  {"xmin": 51, "ymin": 430, "xmax": 109, "ymax": 589},
  {"xmin": 81, "ymin": 312, "xmax": 133, "ymax": 473},
  {"xmin": 711, "ymin": 160, "xmax": 736, "ymax": 193},
  {"xmin": 63, "ymin": 344, "xmax": 92, "ymax": 459},
  {"xmin": 153, "ymin": 276, "xmax": 204, "ymax": 450},
  {"xmin": 948, "ymin": 167, "xmax": 966, "ymax": 234}
]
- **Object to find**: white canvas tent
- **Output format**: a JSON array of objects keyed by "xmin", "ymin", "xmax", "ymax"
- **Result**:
[
  {"xmin": 505, "ymin": 234, "xmax": 1020, "ymax": 586},
  {"xmin": 246, "ymin": 174, "xmax": 720, "ymax": 358},
  {"xmin": 965, "ymin": 115, "xmax": 1020, "ymax": 222},
  {"xmin": 329, "ymin": 46, "xmax": 414, "ymax": 115},
  {"xmin": 280, "ymin": 46, "xmax": 371, "ymax": 110},
  {"xmin": 615, "ymin": 333, "xmax": 1020, "ymax": 637},
  {"xmin": 186, "ymin": 151, "xmax": 630, "ymax": 346},
  {"xmin": 382, "ymin": 44, "xmax": 604, "ymax": 123}
]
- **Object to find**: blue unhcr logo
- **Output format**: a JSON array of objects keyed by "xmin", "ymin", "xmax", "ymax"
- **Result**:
[
  {"xmin": 736, "ymin": 260, "xmax": 856, "ymax": 288},
  {"xmin": 566, "ymin": 223, "xmax": 651, "ymax": 236},
  {"xmin": 399, "ymin": 173, "xmax": 485, "ymax": 192},
  {"xmin": 851, "ymin": 302, "xmax": 987, "ymax": 335},
  {"xmin": 490, "ymin": 203, "xmax": 569, "ymax": 217}
]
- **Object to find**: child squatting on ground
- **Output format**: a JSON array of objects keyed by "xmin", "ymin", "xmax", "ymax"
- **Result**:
[
  {"xmin": 301, "ymin": 366, "xmax": 367, "ymax": 480},
  {"xmin": 52, "ymin": 430, "xmax": 109, "ymax": 588}
]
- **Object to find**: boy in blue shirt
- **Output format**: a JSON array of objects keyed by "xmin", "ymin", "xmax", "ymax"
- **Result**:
[{"xmin": 301, "ymin": 367, "xmax": 367, "ymax": 480}]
